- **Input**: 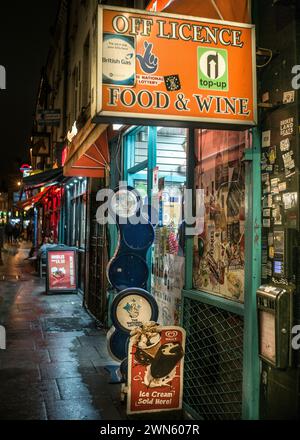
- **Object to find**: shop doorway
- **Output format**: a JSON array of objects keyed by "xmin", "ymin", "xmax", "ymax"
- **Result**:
[
  {"xmin": 123, "ymin": 125, "xmax": 260, "ymax": 420},
  {"xmin": 124, "ymin": 126, "xmax": 187, "ymax": 325}
]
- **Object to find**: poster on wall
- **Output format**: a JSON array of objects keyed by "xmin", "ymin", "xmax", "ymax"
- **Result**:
[
  {"xmin": 193, "ymin": 130, "xmax": 246, "ymax": 303},
  {"xmin": 127, "ymin": 325, "xmax": 185, "ymax": 415},
  {"xmin": 94, "ymin": 5, "xmax": 256, "ymax": 128},
  {"xmin": 46, "ymin": 249, "xmax": 77, "ymax": 293},
  {"xmin": 152, "ymin": 226, "xmax": 184, "ymax": 325}
]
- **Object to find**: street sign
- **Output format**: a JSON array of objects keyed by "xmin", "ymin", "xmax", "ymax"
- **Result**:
[{"xmin": 37, "ymin": 109, "xmax": 61, "ymax": 126}]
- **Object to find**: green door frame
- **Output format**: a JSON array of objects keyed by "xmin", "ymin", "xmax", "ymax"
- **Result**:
[
  {"xmin": 182, "ymin": 128, "xmax": 261, "ymax": 420},
  {"xmin": 123, "ymin": 126, "xmax": 157, "ymax": 291}
]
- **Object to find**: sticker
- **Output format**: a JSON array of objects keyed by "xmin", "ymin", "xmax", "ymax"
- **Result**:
[
  {"xmin": 266, "ymin": 165, "xmax": 273, "ymax": 172},
  {"xmin": 283, "ymin": 90, "xmax": 295, "ymax": 104},
  {"xmin": 270, "ymin": 178, "xmax": 279, "ymax": 194},
  {"xmin": 280, "ymin": 138, "xmax": 290, "ymax": 152},
  {"xmin": 263, "ymin": 218, "xmax": 271, "ymax": 228},
  {"xmin": 164, "ymin": 74, "xmax": 181, "ymax": 91},
  {"xmin": 278, "ymin": 182, "xmax": 287, "ymax": 192},
  {"xmin": 283, "ymin": 192, "xmax": 297, "ymax": 210},
  {"xmin": 280, "ymin": 117, "xmax": 294, "ymax": 136},
  {"xmin": 268, "ymin": 233, "xmax": 274, "ymax": 246},
  {"xmin": 263, "ymin": 194, "xmax": 272, "ymax": 208},
  {"xmin": 263, "ymin": 209, "xmax": 271, "ymax": 217},
  {"xmin": 273, "ymin": 207, "xmax": 282, "ymax": 225},
  {"xmin": 268, "ymin": 146, "xmax": 276, "ymax": 164},
  {"xmin": 262, "ymin": 173, "xmax": 270, "ymax": 183},
  {"xmin": 269, "ymin": 246, "xmax": 274, "ymax": 259},
  {"xmin": 262, "ymin": 130, "xmax": 271, "ymax": 147},
  {"xmin": 136, "ymin": 74, "xmax": 164, "ymax": 86},
  {"xmin": 102, "ymin": 33, "xmax": 136, "ymax": 86},
  {"xmin": 262, "ymin": 91, "xmax": 270, "ymax": 103}
]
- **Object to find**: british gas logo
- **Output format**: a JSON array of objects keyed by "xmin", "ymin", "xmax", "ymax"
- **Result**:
[{"xmin": 198, "ymin": 48, "xmax": 228, "ymax": 91}]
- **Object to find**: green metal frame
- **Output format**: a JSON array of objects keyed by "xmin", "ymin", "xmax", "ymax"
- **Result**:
[{"xmin": 181, "ymin": 128, "xmax": 261, "ymax": 420}]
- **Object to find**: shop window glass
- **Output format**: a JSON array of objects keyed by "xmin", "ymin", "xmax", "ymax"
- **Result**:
[
  {"xmin": 80, "ymin": 195, "xmax": 86, "ymax": 248},
  {"xmin": 193, "ymin": 130, "xmax": 250, "ymax": 303},
  {"xmin": 151, "ymin": 127, "xmax": 187, "ymax": 326},
  {"xmin": 133, "ymin": 127, "xmax": 148, "ymax": 167}
]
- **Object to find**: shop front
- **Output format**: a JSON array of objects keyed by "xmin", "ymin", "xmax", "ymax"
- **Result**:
[
  {"xmin": 63, "ymin": 119, "xmax": 111, "ymax": 320},
  {"xmin": 88, "ymin": 3, "xmax": 259, "ymax": 419}
]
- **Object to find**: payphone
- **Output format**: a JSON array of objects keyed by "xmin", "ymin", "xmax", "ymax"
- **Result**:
[{"xmin": 257, "ymin": 284, "xmax": 294, "ymax": 369}]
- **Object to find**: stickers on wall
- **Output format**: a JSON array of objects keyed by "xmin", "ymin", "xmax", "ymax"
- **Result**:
[
  {"xmin": 280, "ymin": 118, "xmax": 294, "ymax": 137},
  {"xmin": 262, "ymin": 130, "xmax": 271, "ymax": 147},
  {"xmin": 283, "ymin": 90, "xmax": 295, "ymax": 104},
  {"xmin": 263, "ymin": 208, "xmax": 271, "ymax": 217}
]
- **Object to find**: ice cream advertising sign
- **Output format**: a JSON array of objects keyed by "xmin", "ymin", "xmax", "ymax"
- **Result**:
[
  {"xmin": 47, "ymin": 250, "xmax": 77, "ymax": 292},
  {"xmin": 95, "ymin": 6, "xmax": 256, "ymax": 128},
  {"xmin": 127, "ymin": 325, "xmax": 186, "ymax": 414}
]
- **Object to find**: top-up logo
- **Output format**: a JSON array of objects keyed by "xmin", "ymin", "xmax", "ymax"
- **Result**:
[
  {"xmin": 137, "ymin": 41, "xmax": 158, "ymax": 74},
  {"xmin": 198, "ymin": 48, "xmax": 228, "ymax": 91}
]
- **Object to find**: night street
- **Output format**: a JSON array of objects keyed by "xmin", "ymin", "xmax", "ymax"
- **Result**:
[
  {"xmin": 0, "ymin": 242, "xmax": 124, "ymax": 420},
  {"xmin": 1, "ymin": 0, "xmax": 300, "ymax": 427}
]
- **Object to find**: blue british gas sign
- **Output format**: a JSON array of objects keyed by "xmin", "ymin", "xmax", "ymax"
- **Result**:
[{"xmin": 102, "ymin": 33, "xmax": 136, "ymax": 86}]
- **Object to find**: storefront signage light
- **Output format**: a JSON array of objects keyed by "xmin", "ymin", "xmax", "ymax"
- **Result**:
[{"xmin": 94, "ymin": 6, "xmax": 256, "ymax": 128}]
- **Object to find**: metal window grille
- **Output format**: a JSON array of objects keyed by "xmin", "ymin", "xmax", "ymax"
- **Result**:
[{"xmin": 183, "ymin": 297, "xmax": 244, "ymax": 420}]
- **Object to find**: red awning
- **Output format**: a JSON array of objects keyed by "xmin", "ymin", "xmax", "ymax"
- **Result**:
[
  {"xmin": 17, "ymin": 186, "xmax": 52, "ymax": 210},
  {"xmin": 63, "ymin": 123, "xmax": 110, "ymax": 178},
  {"xmin": 147, "ymin": 0, "xmax": 251, "ymax": 24}
]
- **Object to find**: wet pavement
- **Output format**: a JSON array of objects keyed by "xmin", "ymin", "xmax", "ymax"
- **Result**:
[{"xmin": 0, "ymin": 243, "xmax": 126, "ymax": 420}]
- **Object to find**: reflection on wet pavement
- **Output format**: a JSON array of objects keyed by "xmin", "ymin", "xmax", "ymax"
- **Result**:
[{"xmin": 0, "ymin": 243, "xmax": 124, "ymax": 420}]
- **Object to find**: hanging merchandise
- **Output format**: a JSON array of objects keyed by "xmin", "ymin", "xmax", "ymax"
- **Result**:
[
  {"xmin": 106, "ymin": 185, "xmax": 157, "ymax": 375},
  {"xmin": 107, "ymin": 287, "xmax": 159, "ymax": 365},
  {"xmin": 107, "ymin": 185, "xmax": 155, "ymax": 290}
]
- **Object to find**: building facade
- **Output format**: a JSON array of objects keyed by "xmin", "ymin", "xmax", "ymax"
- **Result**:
[{"xmin": 20, "ymin": 0, "xmax": 300, "ymax": 420}]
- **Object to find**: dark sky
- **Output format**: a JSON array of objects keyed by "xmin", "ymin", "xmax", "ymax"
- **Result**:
[{"xmin": 0, "ymin": 0, "xmax": 59, "ymax": 187}]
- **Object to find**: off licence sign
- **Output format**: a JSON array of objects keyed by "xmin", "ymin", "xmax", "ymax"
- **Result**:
[{"xmin": 97, "ymin": 6, "xmax": 256, "ymax": 127}]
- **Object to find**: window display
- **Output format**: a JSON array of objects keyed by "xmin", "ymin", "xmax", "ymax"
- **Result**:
[{"xmin": 193, "ymin": 130, "xmax": 249, "ymax": 303}]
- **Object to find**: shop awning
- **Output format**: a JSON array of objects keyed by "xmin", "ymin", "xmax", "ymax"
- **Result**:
[
  {"xmin": 153, "ymin": 0, "xmax": 251, "ymax": 24},
  {"xmin": 63, "ymin": 122, "xmax": 110, "ymax": 178},
  {"xmin": 23, "ymin": 167, "xmax": 64, "ymax": 189},
  {"xmin": 17, "ymin": 186, "xmax": 52, "ymax": 210}
]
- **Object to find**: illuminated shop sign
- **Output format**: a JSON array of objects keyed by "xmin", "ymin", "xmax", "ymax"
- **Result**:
[{"xmin": 94, "ymin": 6, "xmax": 256, "ymax": 128}]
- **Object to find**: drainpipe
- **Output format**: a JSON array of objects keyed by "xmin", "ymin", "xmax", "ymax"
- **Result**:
[{"xmin": 63, "ymin": 0, "xmax": 71, "ymax": 136}]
